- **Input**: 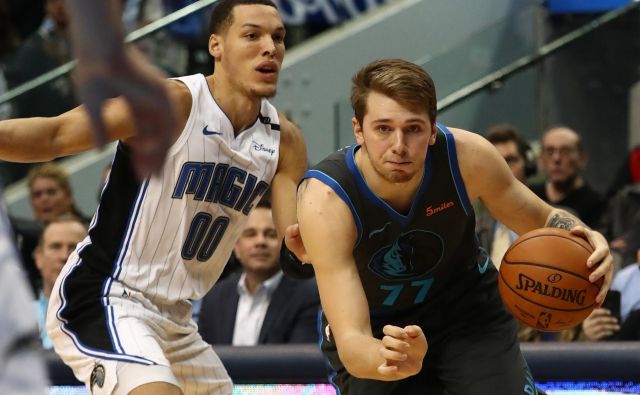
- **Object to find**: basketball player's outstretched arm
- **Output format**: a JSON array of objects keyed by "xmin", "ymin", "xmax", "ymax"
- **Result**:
[
  {"xmin": 454, "ymin": 128, "xmax": 613, "ymax": 304},
  {"xmin": 65, "ymin": 0, "xmax": 178, "ymax": 178},
  {"xmin": 297, "ymin": 178, "xmax": 427, "ymax": 381},
  {"xmin": 271, "ymin": 115, "xmax": 308, "ymax": 240},
  {"xmin": 0, "ymin": 81, "xmax": 190, "ymax": 164}
]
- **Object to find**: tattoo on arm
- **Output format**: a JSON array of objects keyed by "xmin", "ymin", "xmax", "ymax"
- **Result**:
[{"xmin": 547, "ymin": 213, "xmax": 577, "ymax": 230}]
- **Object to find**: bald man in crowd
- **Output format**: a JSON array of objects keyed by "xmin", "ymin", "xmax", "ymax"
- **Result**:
[{"xmin": 530, "ymin": 127, "xmax": 605, "ymax": 228}]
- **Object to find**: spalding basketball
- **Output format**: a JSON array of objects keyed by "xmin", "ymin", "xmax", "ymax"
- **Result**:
[{"xmin": 498, "ymin": 228, "xmax": 602, "ymax": 332}]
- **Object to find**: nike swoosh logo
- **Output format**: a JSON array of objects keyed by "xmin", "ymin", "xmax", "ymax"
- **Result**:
[
  {"xmin": 203, "ymin": 126, "xmax": 223, "ymax": 136},
  {"xmin": 478, "ymin": 256, "xmax": 489, "ymax": 274}
]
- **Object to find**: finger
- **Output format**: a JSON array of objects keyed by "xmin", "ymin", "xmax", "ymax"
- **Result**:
[
  {"xmin": 594, "ymin": 260, "xmax": 614, "ymax": 304},
  {"xmin": 285, "ymin": 224, "xmax": 300, "ymax": 238},
  {"xmin": 379, "ymin": 346, "xmax": 407, "ymax": 362},
  {"xmin": 377, "ymin": 362, "xmax": 399, "ymax": 377},
  {"xmin": 403, "ymin": 325, "xmax": 423, "ymax": 338},
  {"xmin": 383, "ymin": 325, "xmax": 407, "ymax": 339},
  {"xmin": 381, "ymin": 335, "xmax": 409, "ymax": 352},
  {"xmin": 588, "ymin": 308, "xmax": 610, "ymax": 318},
  {"xmin": 569, "ymin": 227, "xmax": 605, "ymax": 268}
]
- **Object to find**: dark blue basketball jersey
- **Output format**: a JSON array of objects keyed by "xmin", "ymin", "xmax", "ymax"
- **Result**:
[{"xmin": 304, "ymin": 124, "xmax": 500, "ymax": 332}]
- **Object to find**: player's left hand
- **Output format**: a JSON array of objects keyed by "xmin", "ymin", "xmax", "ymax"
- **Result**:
[
  {"xmin": 570, "ymin": 226, "xmax": 613, "ymax": 304},
  {"xmin": 377, "ymin": 325, "xmax": 427, "ymax": 380}
]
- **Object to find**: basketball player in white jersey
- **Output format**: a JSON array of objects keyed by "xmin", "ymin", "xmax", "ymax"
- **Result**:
[{"xmin": 0, "ymin": 0, "xmax": 306, "ymax": 393}]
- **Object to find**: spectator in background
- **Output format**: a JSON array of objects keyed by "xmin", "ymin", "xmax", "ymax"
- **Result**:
[
  {"xmin": 4, "ymin": 0, "xmax": 76, "ymax": 184},
  {"xmin": 475, "ymin": 124, "xmax": 535, "ymax": 268},
  {"xmin": 0, "ymin": 0, "xmax": 19, "ymax": 120},
  {"xmin": 564, "ymin": 249, "xmax": 640, "ymax": 342},
  {"xmin": 33, "ymin": 215, "xmax": 87, "ymax": 349},
  {"xmin": 530, "ymin": 126, "xmax": 605, "ymax": 228},
  {"xmin": 5, "ymin": 0, "xmax": 74, "ymax": 118},
  {"xmin": 198, "ymin": 199, "xmax": 320, "ymax": 345},
  {"xmin": 0, "ymin": 1, "xmax": 21, "ymax": 187},
  {"xmin": 12, "ymin": 162, "xmax": 86, "ymax": 295},
  {"xmin": 600, "ymin": 148, "xmax": 640, "ymax": 268}
]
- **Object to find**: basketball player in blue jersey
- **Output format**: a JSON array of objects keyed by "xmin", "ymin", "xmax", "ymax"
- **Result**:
[
  {"xmin": 292, "ymin": 59, "xmax": 613, "ymax": 395},
  {"xmin": 0, "ymin": 0, "xmax": 306, "ymax": 394}
]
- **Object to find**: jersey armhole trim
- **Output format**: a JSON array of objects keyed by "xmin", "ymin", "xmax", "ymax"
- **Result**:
[
  {"xmin": 438, "ymin": 123, "xmax": 473, "ymax": 216},
  {"xmin": 303, "ymin": 170, "xmax": 363, "ymax": 247}
]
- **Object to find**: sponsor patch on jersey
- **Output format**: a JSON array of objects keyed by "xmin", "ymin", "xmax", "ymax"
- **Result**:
[{"xmin": 251, "ymin": 140, "xmax": 276, "ymax": 156}]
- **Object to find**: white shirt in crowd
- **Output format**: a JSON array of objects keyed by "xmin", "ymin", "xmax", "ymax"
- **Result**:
[{"xmin": 232, "ymin": 271, "xmax": 284, "ymax": 346}]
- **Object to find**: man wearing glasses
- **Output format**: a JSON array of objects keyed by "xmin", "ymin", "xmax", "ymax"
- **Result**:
[{"xmin": 530, "ymin": 126, "xmax": 605, "ymax": 228}]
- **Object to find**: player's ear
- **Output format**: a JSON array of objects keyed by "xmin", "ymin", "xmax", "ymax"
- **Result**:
[
  {"xmin": 353, "ymin": 117, "xmax": 364, "ymax": 144},
  {"xmin": 428, "ymin": 122, "xmax": 437, "ymax": 145},
  {"xmin": 209, "ymin": 34, "xmax": 222, "ymax": 60}
]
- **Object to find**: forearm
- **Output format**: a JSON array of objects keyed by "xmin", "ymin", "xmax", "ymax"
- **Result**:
[
  {"xmin": 337, "ymin": 332, "xmax": 390, "ymax": 380},
  {"xmin": 0, "ymin": 118, "xmax": 62, "ymax": 162},
  {"xmin": 545, "ymin": 208, "xmax": 588, "ymax": 230}
]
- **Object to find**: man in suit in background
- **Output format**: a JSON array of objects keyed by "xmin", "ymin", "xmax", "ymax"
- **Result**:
[{"xmin": 198, "ymin": 199, "xmax": 320, "ymax": 345}]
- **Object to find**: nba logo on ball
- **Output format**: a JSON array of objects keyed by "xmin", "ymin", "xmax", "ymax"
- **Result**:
[{"xmin": 497, "ymin": 228, "xmax": 603, "ymax": 332}]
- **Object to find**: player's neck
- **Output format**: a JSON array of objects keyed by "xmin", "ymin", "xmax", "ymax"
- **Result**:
[{"xmin": 207, "ymin": 75, "xmax": 261, "ymax": 134}]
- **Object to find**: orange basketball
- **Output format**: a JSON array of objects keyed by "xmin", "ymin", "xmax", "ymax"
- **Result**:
[{"xmin": 498, "ymin": 227, "xmax": 602, "ymax": 332}]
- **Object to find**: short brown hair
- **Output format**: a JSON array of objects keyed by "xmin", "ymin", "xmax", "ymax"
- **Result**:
[
  {"xmin": 208, "ymin": 0, "xmax": 278, "ymax": 35},
  {"xmin": 37, "ymin": 213, "xmax": 87, "ymax": 248},
  {"xmin": 27, "ymin": 163, "xmax": 72, "ymax": 197},
  {"xmin": 27, "ymin": 162, "xmax": 85, "ymax": 220},
  {"xmin": 351, "ymin": 59, "xmax": 437, "ymax": 125}
]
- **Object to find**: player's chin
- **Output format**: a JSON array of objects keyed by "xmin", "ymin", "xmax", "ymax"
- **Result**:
[
  {"xmin": 384, "ymin": 170, "xmax": 415, "ymax": 184},
  {"xmin": 251, "ymin": 84, "xmax": 278, "ymax": 98}
]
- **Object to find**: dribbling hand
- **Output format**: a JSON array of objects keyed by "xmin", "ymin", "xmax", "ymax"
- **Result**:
[{"xmin": 377, "ymin": 325, "xmax": 427, "ymax": 380}]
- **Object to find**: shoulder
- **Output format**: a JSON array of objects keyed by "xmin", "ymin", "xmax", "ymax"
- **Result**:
[
  {"xmin": 277, "ymin": 113, "xmax": 305, "ymax": 150},
  {"xmin": 166, "ymin": 79, "xmax": 193, "ymax": 123},
  {"xmin": 443, "ymin": 126, "xmax": 499, "ymax": 175},
  {"xmin": 275, "ymin": 112, "xmax": 307, "ymax": 174},
  {"xmin": 442, "ymin": 126, "xmax": 493, "ymax": 156}
]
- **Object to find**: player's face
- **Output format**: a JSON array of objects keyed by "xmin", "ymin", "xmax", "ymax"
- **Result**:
[
  {"xmin": 30, "ymin": 177, "xmax": 73, "ymax": 222},
  {"xmin": 234, "ymin": 207, "xmax": 282, "ymax": 276},
  {"xmin": 540, "ymin": 128, "xmax": 585, "ymax": 186},
  {"xmin": 494, "ymin": 141, "xmax": 526, "ymax": 183},
  {"xmin": 354, "ymin": 91, "xmax": 436, "ymax": 184},
  {"xmin": 35, "ymin": 221, "xmax": 86, "ymax": 291},
  {"xmin": 211, "ymin": 5, "xmax": 285, "ymax": 98}
]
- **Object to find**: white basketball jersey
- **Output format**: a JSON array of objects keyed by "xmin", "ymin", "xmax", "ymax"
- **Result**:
[{"xmin": 80, "ymin": 74, "xmax": 280, "ymax": 303}]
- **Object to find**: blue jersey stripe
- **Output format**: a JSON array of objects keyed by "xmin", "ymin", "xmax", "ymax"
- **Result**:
[
  {"xmin": 439, "ymin": 124, "xmax": 473, "ymax": 216},
  {"xmin": 103, "ymin": 178, "xmax": 149, "ymax": 353}
]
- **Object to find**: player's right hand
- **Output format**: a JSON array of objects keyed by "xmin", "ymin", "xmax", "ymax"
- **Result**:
[{"xmin": 377, "ymin": 325, "xmax": 427, "ymax": 380}]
